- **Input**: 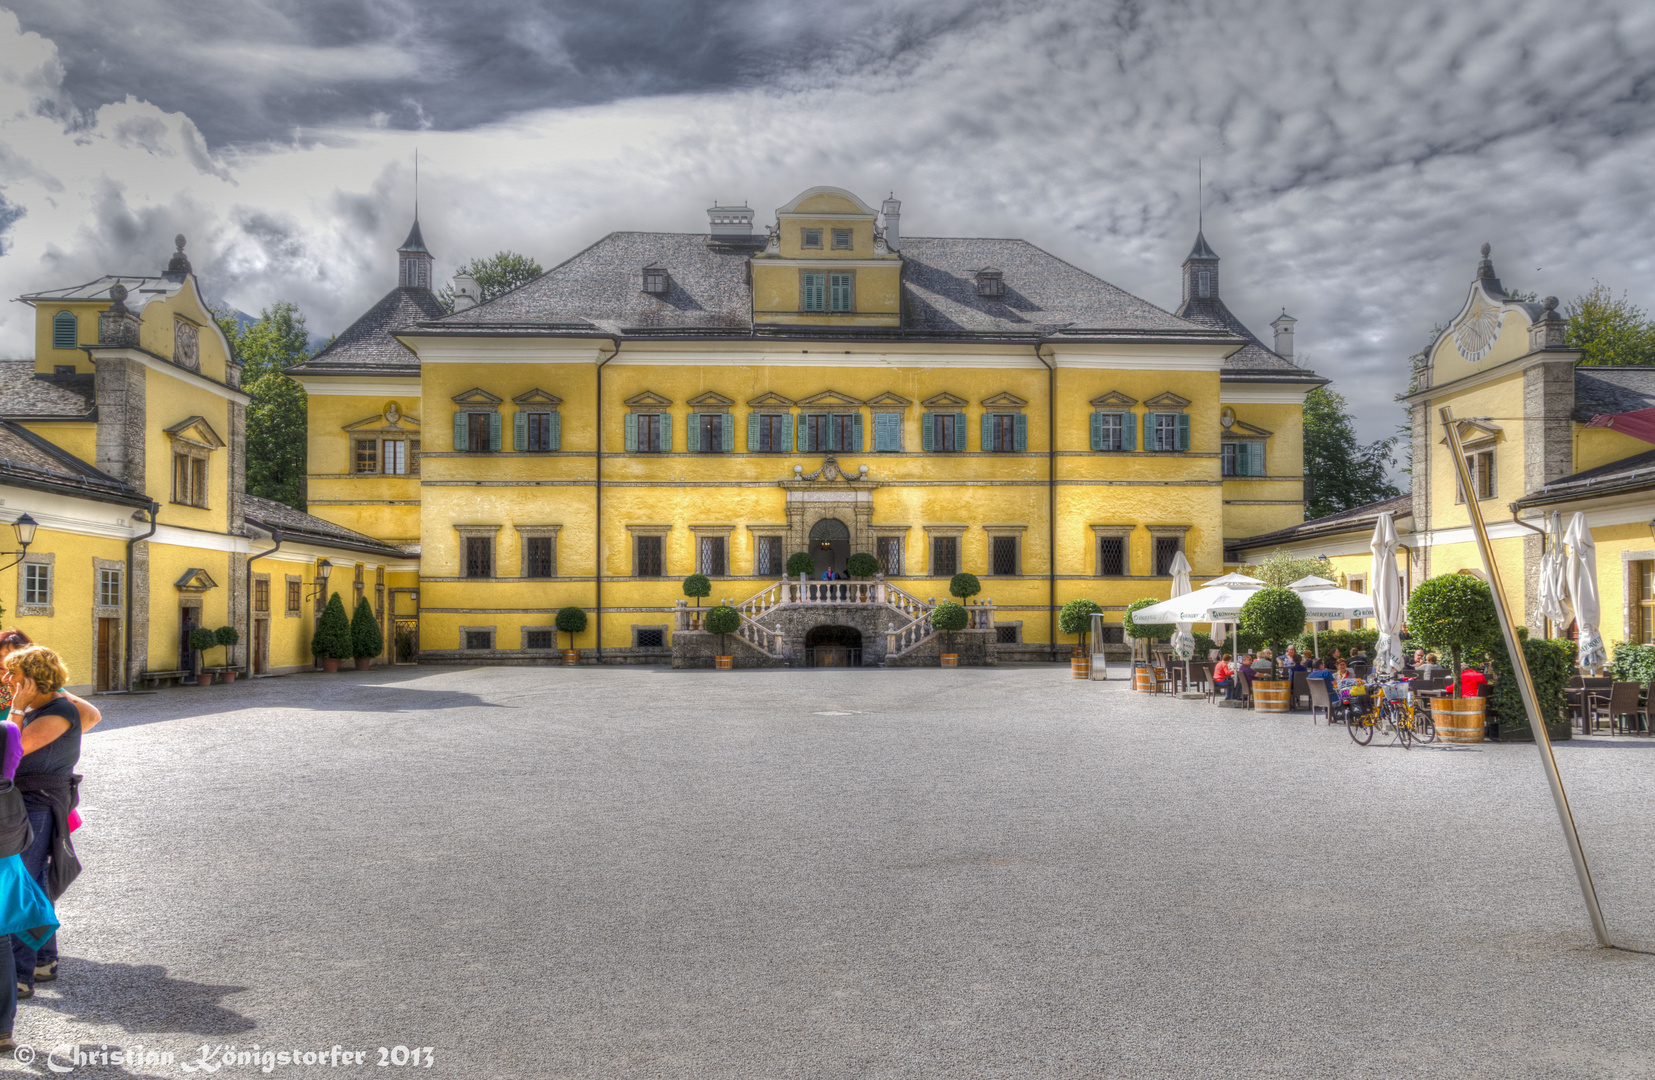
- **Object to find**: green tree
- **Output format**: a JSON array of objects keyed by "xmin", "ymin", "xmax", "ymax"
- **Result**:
[
  {"xmin": 312, "ymin": 593, "xmax": 353, "ymax": 661},
  {"xmin": 1405, "ymin": 574, "xmax": 1498, "ymax": 683},
  {"xmin": 949, "ymin": 572, "xmax": 981, "ymax": 604},
  {"xmin": 1566, "ymin": 281, "xmax": 1655, "ymax": 366},
  {"xmin": 438, "ymin": 251, "xmax": 544, "ymax": 313},
  {"xmin": 188, "ymin": 627, "xmax": 217, "ymax": 673},
  {"xmin": 930, "ymin": 601, "xmax": 969, "ymax": 655},
  {"xmin": 1303, "ymin": 385, "xmax": 1400, "ymax": 520},
  {"xmin": 1250, "ymin": 550, "xmax": 1331, "ymax": 588},
  {"xmin": 214, "ymin": 301, "xmax": 311, "ymax": 510},
  {"xmin": 555, "ymin": 606, "xmax": 588, "ymax": 651},
  {"xmin": 703, "ymin": 605, "xmax": 741, "ymax": 657},
  {"xmin": 350, "ymin": 597, "xmax": 384, "ymax": 660},
  {"xmin": 1059, "ymin": 598, "xmax": 1103, "ymax": 653},
  {"xmin": 213, "ymin": 625, "xmax": 239, "ymax": 668},
  {"xmin": 785, "ymin": 552, "xmax": 815, "ymax": 578},
  {"xmin": 846, "ymin": 552, "xmax": 879, "ymax": 579},
  {"xmin": 682, "ymin": 573, "xmax": 711, "ymax": 607},
  {"xmin": 1240, "ymin": 587, "xmax": 1307, "ymax": 661},
  {"xmin": 1122, "ymin": 598, "xmax": 1173, "ymax": 643}
]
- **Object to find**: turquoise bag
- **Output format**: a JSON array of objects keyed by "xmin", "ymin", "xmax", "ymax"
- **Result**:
[{"xmin": 0, "ymin": 853, "xmax": 57, "ymax": 950}]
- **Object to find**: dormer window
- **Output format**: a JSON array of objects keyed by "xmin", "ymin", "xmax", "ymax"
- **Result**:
[
  {"xmin": 975, "ymin": 269, "xmax": 1005, "ymax": 298},
  {"xmin": 642, "ymin": 266, "xmax": 669, "ymax": 295},
  {"xmin": 801, "ymin": 228, "xmax": 823, "ymax": 249},
  {"xmin": 832, "ymin": 228, "xmax": 852, "ymax": 250},
  {"xmin": 1196, "ymin": 270, "xmax": 1212, "ymax": 298}
]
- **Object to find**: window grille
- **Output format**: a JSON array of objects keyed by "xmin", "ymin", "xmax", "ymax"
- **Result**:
[
  {"xmin": 832, "ymin": 228, "xmax": 852, "ymax": 250},
  {"xmin": 931, "ymin": 536, "xmax": 959, "ymax": 577},
  {"xmin": 636, "ymin": 628, "xmax": 665, "ymax": 648},
  {"xmin": 801, "ymin": 228, "xmax": 822, "ymax": 249},
  {"xmin": 877, "ymin": 537, "xmax": 903, "ymax": 576},
  {"xmin": 525, "ymin": 629, "xmax": 555, "ymax": 650},
  {"xmin": 1098, "ymin": 536, "xmax": 1126, "ymax": 576},
  {"xmin": 996, "ymin": 626, "xmax": 1018, "ymax": 644},
  {"xmin": 98, "ymin": 568, "xmax": 122, "ymax": 607},
  {"xmin": 464, "ymin": 537, "xmax": 493, "ymax": 579},
  {"xmin": 990, "ymin": 535, "xmax": 1018, "ymax": 576},
  {"xmin": 1152, "ymin": 537, "xmax": 1182, "ymax": 576},
  {"xmin": 355, "ymin": 439, "xmax": 378, "ymax": 473},
  {"xmin": 699, "ymin": 535, "xmax": 727, "ymax": 577},
  {"xmin": 755, "ymin": 536, "xmax": 782, "ymax": 576},
  {"xmin": 636, "ymin": 535, "xmax": 663, "ymax": 577},
  {"xmin": 464, "ymin": 630, "xmax": 492, "ymax": 650},
  {"xmin": 525, "ymin": 537, "xmax": 554, "ymax": 578}
]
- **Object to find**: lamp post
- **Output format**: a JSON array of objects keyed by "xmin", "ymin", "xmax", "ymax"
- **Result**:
[
  {"xmin": 305, "ymin": 558, "xmax": 333, "ymax": 604},
  {"xmin": 0, "ymin": 514, "xmax": 37, "ymax": 574}
]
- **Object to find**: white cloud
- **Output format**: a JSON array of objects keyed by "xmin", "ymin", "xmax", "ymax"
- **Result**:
[{"xmin": 1, "ymin": 0, "xmax": 1653, "ymax": 449}]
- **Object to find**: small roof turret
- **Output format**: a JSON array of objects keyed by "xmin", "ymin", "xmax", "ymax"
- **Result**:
[
  {"xmin": 399, "ymin": 219, "xmax": 430, "ymax": 255},
  {"xmin": 1187, "ymin": 230, "xmax": 1219, "ymax": 261}
]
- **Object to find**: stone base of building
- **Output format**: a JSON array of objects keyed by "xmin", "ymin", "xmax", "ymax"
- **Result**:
[
  {"xmin": 670, "ymin": 630, "xmax": 788, "ymax": 670},
  {"xmin": 882, "ymin": 629, "xmax": 996, "ymax": 668}
]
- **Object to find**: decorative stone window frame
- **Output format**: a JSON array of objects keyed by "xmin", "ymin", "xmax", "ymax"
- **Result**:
[
  {"xmin": 165, "ymin": 416, "xmax": 224, "ymax": 508},
  {"xmin": 250, "ymin": 570, "xmax": 270, "ymax": 615},
  {"xmin": 1091, "ymin": 524, "xmax": 1134, "ymax": 577},
  {"xmin": 1621, "ymin": 549, "xmax": 1655, "ymax": 642},
  {"xmin": 343, "ymin": 403, "xmax": 422, "ymax": 475},
  {"xmin": 746, "ymin": 393, "xmax": 797, "ymax": 454},
  {"xmin": 451, "ymin": 388, "xmax": 503, "ymax": 454},
  {"xmin": 1445, "ymin": 422, "xmax": 1501, "ymax": 504},
  {"xmin": 454, "ymin": 524, "xmax": 501, "ymax": 580},
  {"xmin": 745, "ymin": 525, "xmax": 789, "ymax": 577},
  {"xmin": 869, "ymin": 525, "xmax": 909, "ymax": 576},
  {"xmin": 458, "ymin": 626, "xmax": 497, "ymax": 651},
  {"xmin": 512, "ymin": 389, "xmax": 563, "ymax": 453},
  {"xmin": 866, "ymin": 392, "xmax": 911, "ymax": 452},
  {"xmin": 796, "ymin": 390, "xmax": 866, "ymax": 454},
  {"xmin": 641, "ymin": 264, "xmax": 669, "ymax": 295},
  {"xmin": 17, "ymin": 551, "xmax": 53, "ymax": 617},
  {"xmin": 921, "ymin": 393, "xmax": 969, "ymax": 453},
  {"xmin": 686, "ymin": 391, "xmax": 735, "ymax": 454},
  {"xmin": 798, "ymin": 268, "xmax": 856, "ymax": 313},
  {"xmin": 1090, "ymin": 392, "xmax": 1139, "ymax": 453},
  {"xmin": 626, "ymin": 524, "xmax": 673, "ymax": 578},
  {"xmin": 1142, "ymin": 392, "xmax": 1193, "ymax": 454},
  {"xmin": 520, "ymin": 625, "xmax": 558, "ymax": 651},
  {"xmin": 983, "ymin": 524, "xmax": 1027, "ymax": 577},
  {"xmin": 690, "ymin": 524, "xmax": 735, "ymax": 579},
  {"xmin": 517, "ymin": 525, "xmax": 561, "ymax": 579},
  {"xmin": 92, "ymin": 556, "xmax": 125, "ymax": 616},
  {"xmin": 922, "ymin": 524, "xmax": 968, "ymax": 579},
  {"xmin": 1147, "ymin": 525, "xmax": 1191, "ymax": 577},
  {"xmin": 631, "ymin": 624, "xmax": 671, "ymax": 650},
  {"xmin": 285, "ymin": 574, "xmax": 302, "ymax": 618},
  {"xmin": 980, "ymin": 392, "xmax": 1028, "ymax": 454}
]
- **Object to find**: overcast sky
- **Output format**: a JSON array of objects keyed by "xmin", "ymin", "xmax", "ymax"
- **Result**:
[{"xmin": 2, "ymin": 0, "xmax": 1653, "ymax": 445}]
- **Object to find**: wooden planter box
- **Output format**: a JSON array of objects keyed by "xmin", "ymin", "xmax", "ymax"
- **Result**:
[
  {"xmin": 1071, "ymin": 656, "xmax": 1091, "ymax": 679},
  {"xmin": 562, "ymin": 649, "xmax": 580, "ymax": 667},
  {"xmin": 1254, "ymin": 680, "xmax": 1291, "ymax": 712},
  {"xmin": 1432, "ymin": 697, "xmax": 1486, "ymax": 743},
  {"xmin": 939, "ymin": 653, "xmax": 959, "ymax": 668},
  {"xmin": 714, "ymin": 656, "xmax": 733, "ymax": 670}
]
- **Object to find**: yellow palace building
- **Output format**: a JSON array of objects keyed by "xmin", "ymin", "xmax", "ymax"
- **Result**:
[
  {"xmin": 291, "ymin": 186, "xmax": 1323, "ymax": 665},
  {"xmin": 4, "ymin": 239, "xmax": 410, "ymax": 692},
  {"xmin": 1234, "ymin": 244, "xmax": 1655, "ymax": 652}
]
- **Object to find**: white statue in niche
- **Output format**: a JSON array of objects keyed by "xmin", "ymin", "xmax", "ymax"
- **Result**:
[{"xmin": 174, "ymin": 319, "xmax": 199, "ymax": 371}]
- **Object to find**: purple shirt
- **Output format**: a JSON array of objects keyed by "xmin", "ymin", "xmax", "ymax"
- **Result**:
[{"xmin": 1, "ymin": 721, "xmax": 20, "ymax": 781}]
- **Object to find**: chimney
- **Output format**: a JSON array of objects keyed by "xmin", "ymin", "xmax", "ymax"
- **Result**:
[
  {"xmin": 707, "ymin": 203, "xmax": 754, "ymax": 239},
  {"xmin": 451, "ymin": 274, "xmax": 480, "ymax": 312},
  {"xmin": 1271, "ymin": 309, "xmax": 1296, "ymax": 360},
  {"xmin": 1530, "ymin": 296, "xmax": 1566, "ymax": 350},
  {"xmin": 881, "ymin": 194, "xmax": 901, "ymax": 252}
]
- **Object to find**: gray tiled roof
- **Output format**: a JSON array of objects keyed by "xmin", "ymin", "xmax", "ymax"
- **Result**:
[
  {"xmin": 0, "ymin": 419, "xmax": 145, "ymax": 505},
  {"xmin": 1231, "ymin": 494, "xmax": 1412, "ymax": 551},
  {"xmin": 0, "ymin": 361, "xmax": 96, "ymax": 418},
  {"xmin": 287, "ymin": 285, "xmax": 446, "ymax": 376},
  {"xmin": 1572, "ymin": 367, "xmax": 1655, "ymax": 422},
  {"xmin": 1514, "ymin": 446, "xmax": 1655, "ymax": 508},
  {"xmin": 243, "ymin": 495, "xmax": 408, "ymax": 557},
  {"xmin": 423, "ymin": 232, "xmax": 1237, "ymax": 342},
  {"xmin": 1175, "ymin": 295, "xmax": 1314, "ymax": 379}
]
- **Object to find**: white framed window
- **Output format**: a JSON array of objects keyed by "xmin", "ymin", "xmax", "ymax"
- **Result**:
[
  {"xmin": 24, "ymin": 564, "xmax": 49, "ymax": 606},
  {"xmin": 97, "ymin": 567, "xmax": 122, "ymax": 607}
]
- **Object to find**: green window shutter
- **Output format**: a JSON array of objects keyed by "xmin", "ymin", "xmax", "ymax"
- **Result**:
[
  {"xmin": 829, "ymin": 273, "xmax": 854, "ymax": 311},
  {"xmin": 851, "ymin": 412, "xmax": 863, "ymax": 452},
  {"xmin": 748, "ymin": 412, "xmax": 760, "ymax": 451},
  {"xmin": 722, "ymin": 415, "xmax": 734, "ymax": 452},
  {"xmin": 981, "ymin": 413, "xmax": 993, "ymax": 453},
  {"xmin": 827, "ymin": 415, "xmax": 840, "ymax": 453},
  {"xmin": 802, "ymin": 273, "xmax": 825, "ymax": 312},
  {"xmin": 782, "ymin": 413, "xmax": 793, "ymax": 451},
  {"xmin": 624, "ymin": 413, "xmax": 638, "ymax": 452},
  {"xmin": 489, "ymin": 412, "xmax": 502, "ymax": 451},
  {"xmin": 52, "ymin": 311, "xmax": 78, "ymax": 350},
  {"xmin": 1090, "ymin": 412, "xmax": 1103, "ymax": 451},
  {"xmin": 1249, "ymin": 442, "xmax": 1264, "ymax": 476},
  {"xmin": 955, "ymin": 413, "xmax": 968, "ymax": 452},
  {"xmin": 660, "ymin": 412, "xmax": 672, "ymax": 452},
  {"xmin": 875, "ymin": 412, "xmax": 899, "ymax": 451},
  {"xmin": 686, "ymin": 413, "xmax": 701, "ymax": 453},
  {"xmin": 453, "ymin": 411, "xmax": 469, "ymax": 451},
  {"xmin": 548, "ymin": 411, "xmax": 561, "ymax": 451},
  {"xmin": 513, "ymin": 410, "xmax": 528, "ymax": 451},
  {"xmin": 1015, "ymin": 413, "xmax": 1027, "ymax": 452},
  {"xmin": 1124, "ymin": 413, "xmax": 1137, "ymax": 451},
  {"xmin": 922, "ymin": 413, "xmax": 935, "ymax": 452},
  {"xmin": 798, "ymin": 415, "xmax": 809, "ymax": 452},
  {"xmin": 1177, "ymin": 413, "xmax": 1191, "ymax": 451}
]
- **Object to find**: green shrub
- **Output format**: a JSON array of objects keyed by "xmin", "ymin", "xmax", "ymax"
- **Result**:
[
  {"xmin": 395, "ymin": 625, "xmax": 417, "ymax": 663},
  {"xmin": 1489, "ymin": 630, "xmax": 1575, "ymax": 740},
  {"xmin": 1290, "ymin": 627, "xmax": 1380, "ymax": 660},
  {"xmin": 1123, "ymin": 598, "xmax": 1172, "ymax": 642},
  {"xmin": 188, "ymin": 627, "xmax": 217, "ymax": 664},
  {"xmin": 350, "ymin": 597, "xmax": 383, "ymax": 660},
  {"xmin": 1610, "ymin": 642, "xmax": 1655, "ymax": 683},
  {"xmin": 1058, "ymin": 598, "xmax": 1103, "ymax": 651},
  {"xmin": 785, "ymin": 552, "xmax": 815, "ymax": 578},
  {"xmin": 1406, "ymin": 574, "xmax": 1499, "ymax": 679},
  {"xmin": 1251, "ymin": 550, "xmax": 1333, "ymax": 588},
  {"xmin": 555, "ymin": 606, "xmax": 588, "ymax": 650},
  {"xmin": 703, "ymin": 605, "xmax": 742, "ymax": 654},
  {"xmin": 212, "ymin": 625, "xmax": 239, "ymax": 668},
  {"xmin": 311, "ymin": 592, "xmax": 353, "ymax": 660},
  {"xmin": 682, "ymin": 573, "xmax": 711, "ymax": 607},
  {"xmin": 949, "ymin": 572, "xmax": 981, "ymax": 603},
  {"xmin": 931, "ymin": 600, "xmax": 969, "ymax": 653},
  {"xmin": 846, "ymin": 552, "xmax": 880, "ymax": 579},
  {"xmin": 1240, "ymin": 587, "xmax": 1307, "ymax": 656}
]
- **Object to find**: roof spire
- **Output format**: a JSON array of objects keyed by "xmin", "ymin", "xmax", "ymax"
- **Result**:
[
  {"xmin": 1197, "ymin": 158, "xmax": 1203, "ymax": 234},
  {"xmin": 414, "ymin": 148, "xmax": 419, "ymax": 222}
]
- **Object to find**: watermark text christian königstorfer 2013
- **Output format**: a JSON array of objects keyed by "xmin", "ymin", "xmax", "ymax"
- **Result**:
[{"xmin": 29, "ymin": 1042, "xmax": 436, "ymax": 1072}]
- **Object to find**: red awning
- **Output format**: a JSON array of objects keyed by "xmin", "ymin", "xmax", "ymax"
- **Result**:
[{"xmin": 1585, "ymin": 407, "xmax": 1655, "ymax": 446}]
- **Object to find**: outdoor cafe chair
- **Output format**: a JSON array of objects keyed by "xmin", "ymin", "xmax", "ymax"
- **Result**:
[
  {"xmin": 1291, "ymin": 671, "xmax": 1310, "ymax": 712},
  {"xmin": 1574, "ymin": 677, "xmax": 1614, "ymax": 733},
  {"xmin": 1307, "ymin": 677, "xmax": 1336, "ymax": 724},
  {"xmin": 1588, "ymin": 681, "xmax": 1647, "ymax": 735}
]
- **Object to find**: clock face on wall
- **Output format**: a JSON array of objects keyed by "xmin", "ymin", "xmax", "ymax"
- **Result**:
[
  {"xmin": 174, "ymin": 319, "xmax": 199, "ymax": 371},
  {"xmin": 1452, "ymin": 298, "xmax": 1503, "ymax": 363}
]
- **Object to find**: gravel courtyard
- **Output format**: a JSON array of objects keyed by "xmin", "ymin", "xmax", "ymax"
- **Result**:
[{"xmin": 7, "ymin": 664, "xmax": 1655, "ymax": 1078}]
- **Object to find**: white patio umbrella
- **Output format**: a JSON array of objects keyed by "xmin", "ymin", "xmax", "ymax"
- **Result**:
[
  {"xmin": 1168, "ymin": 551, "xmax": 1196, "ymax": 685},
  {"xmin": 1369, "ymin": 511, "xmax": 1404, "ymax": 676},
  {"xmin": 1564, "ymin": 511, "xmax": 1606, "ymax": 671},
  {"xmin": 1285, "ymin": 575, "xmax": 1379, "ymax": 660},
  {"xmin": 1539, "ymin": 509, "xmax": 1572, "ymax": 635}
]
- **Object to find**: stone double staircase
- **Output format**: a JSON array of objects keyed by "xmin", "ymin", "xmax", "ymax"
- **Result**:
[{"xmin": 673, "ymin": 576, "xmax": 997, "ymax": 663}]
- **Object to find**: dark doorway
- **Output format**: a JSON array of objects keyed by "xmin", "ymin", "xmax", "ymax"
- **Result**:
[
  {"xmin": 805, "ymin": 624, "xmax": 862, "ymax": 667},
  {"xmin": 808, "ymin": 518, "xmax": 849, "ymax": 577},
  {"xmin": 179, "ymin": 605, "xmax": 199, "ymax": 675}
]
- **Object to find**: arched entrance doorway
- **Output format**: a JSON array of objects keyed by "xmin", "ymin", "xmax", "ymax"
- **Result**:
[
  {"xmin": 808, "ymin": 517, "xmax": 849, "ymax": 577},
  {"xmin": 805, "ymin": 624, "xmax": 862, "ymax": 667}
]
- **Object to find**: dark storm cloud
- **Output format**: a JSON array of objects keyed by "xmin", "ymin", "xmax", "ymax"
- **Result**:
[{"xmin": 7, "ymin": 0, "xmax": 978, "ymax": 146}]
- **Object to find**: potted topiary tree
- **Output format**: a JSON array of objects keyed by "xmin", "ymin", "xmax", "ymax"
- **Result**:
[
  {"xmin": 556, "ymin": 605, "xmax": 587, "ymax": 666},
  {"xmin": 350, "ymin": 597, "xmax": 383, "ymax": 670},
  {"xmin": 1406, "ymin": 573, "xmax": 1499, "ymax": 742},
  {"xmin": 188, "ymin": 626, "xmax": 218, "ymax": 685},
  {"xmin": 846, "ymin": 552, "xmax": 879, "ymax": 580},
  {"xmin": 312, "ymin": 592, "xmax": 352, "ymax": 673},
  {"xmin": 931, "ymin": 601, "xmax": 969, "ymax": 667},
  {"xmin": 950, "ymin": 572, "xmax": 981, "ymax": 609},
  {"xmin": 786, "ymin": 552, "xmax": 815, "ymax": 580},
  {"xmin": 1124, "ymin": 598, "xmax": 1173, "ymax": 689},
  {"xmin": 704, "ymin": 604, "xmax": 741, "ymax": 670},
  {"xmin": 1239, "ymin": 586, "xmax": 1307, "ymax": 712},
  {"xmin": 214, "ymin": 626, "xmax": 240, "ymax": 682},
  {"xmin": 1059, "ymin": 598, "xmax": 1103, "ymax": 678}
]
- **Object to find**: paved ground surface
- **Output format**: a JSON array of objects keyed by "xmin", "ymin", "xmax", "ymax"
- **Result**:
[{"xmin": 2, "ymin": 664, "xmax": 1653, "ymax": 1078}]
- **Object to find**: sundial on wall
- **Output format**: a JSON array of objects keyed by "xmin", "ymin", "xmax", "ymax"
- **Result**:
[{"xmin": 1452, "ymin": 297, "xmax": 1503, "ymax": 363}]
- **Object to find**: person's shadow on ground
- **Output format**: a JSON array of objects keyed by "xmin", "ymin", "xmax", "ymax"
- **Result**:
[{"xmin": 26, "ymin": 958, "xmax": 253, "ymax": 1035}]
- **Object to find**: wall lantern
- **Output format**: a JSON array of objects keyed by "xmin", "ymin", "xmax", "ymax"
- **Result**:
[{"xmin": 0, "ymin": 514, "xmax": 36, "ymax": 574}]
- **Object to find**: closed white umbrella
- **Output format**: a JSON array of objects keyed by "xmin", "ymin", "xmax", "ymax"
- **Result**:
[
  {"xmin": 1564, "ymin": 512, "xmax": 1606, "ymax": 671},
  {"xmin": 1168, "ymin": 552, "xmax": 1196, "ymax": 687},
  {"xmin": 1540, "ymin": 509, "xmax": 1572, "ymax": 635},
  {"xmin": 1369, "ymin": 511, "xmax": 1404, "ymax": 676}
]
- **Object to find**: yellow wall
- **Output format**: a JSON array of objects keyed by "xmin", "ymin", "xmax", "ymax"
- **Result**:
[
  {"xmin": 0, "ymin": 524, "xmax": 129, "ymax": 693},
  {"xmin": 302, "ymin": 388, "xmax": 424, "ymax": 542},
  {"xmin": 17, "ymin": 421, "xmax": 97, "ymax": 463}
]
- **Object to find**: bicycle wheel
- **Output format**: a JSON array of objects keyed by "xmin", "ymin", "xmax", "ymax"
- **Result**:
[
  {"xmin": 1412, "ymin": 702, "xmax": 1437, "ymax": 744},
  {"xmin": 1347, "ymin": 709, "xmax": 1374, "ymax": 745},
  {"xmin": 1394, "ymin": 709, "xmax": 1412, "ymax": 749}
]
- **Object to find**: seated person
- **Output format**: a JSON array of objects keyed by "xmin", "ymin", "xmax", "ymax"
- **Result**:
[
  {"xmin": 1306, "ymin": 659, "xmax": 1336, "ymax": 688},
  {"xmin": 1251, "ymin": 649, "xmax": 1275, "ymax": 675},
  {"xmin": 1288, "ymin": 653, "xmax": 1308, "ymax": 674},
  {"xmin": 1212, "ymin": 654, "xmax": 1234, "ymax": 698},
  {"xmin": 1417, "ymin": 653, "xmax": 1446, "ymax": 681},
  {"xmin": 1457, "ymin": 665, "xmax": 1489, "ymax": 699}
]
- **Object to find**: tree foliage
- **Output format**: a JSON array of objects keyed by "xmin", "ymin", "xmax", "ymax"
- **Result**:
[
  {"xmin": 930, "ymin": 601, "xmax": 969, "ymax": 652},
  {"xmin": 682, "ymin": 573, "xmax": 711, "ymax": 606},
  {"xmin": 1058, "ymin": 598, "xmax": 1102, "ymax": 649},
  {"xmin": 439, "ymin": 251, "xmax": 544, "ymax": 313},
  {"xmin": 1122, "ymin": 598, "xmax": 1172, "ymax": 642},
  {"xmin": 1488, "ymin": 630, "xmax": 1574, "ymax": 740},
  {"xmin": 1566, "ymin": 281, "xmax": 1655, "ymax": 367},
  {"xmin": 949, "ymin": 573, "xmax": 981, "ymax": 602},
  {"xmin": 1303, "ymin": 385, "xmax": 1400, "ymax": 520},
  {"xmin": 785, "ymin": 552, "xmax": 815, "ymax": 578},
  {"xmin": 350, "ymin": 597, "xmax": 384, "ymax": 659},
  {"xmin": 1405, "ymin": 574, "xmax": 1498, "ymax": 679},
  {"xmin": 1239, "ymin": 587, "xmax": 1307, "ymax": 654},
  {"xmin": 556, "ymin": 606, "xmax": 588, "ymax": 652},
  {"xmin": 312, "ymin": 593, "xmax": 353, "ymax": 659},
  {"xmin": 214, "ymin": 301, "xmax": 311, "ymax": 510},
  {"xmin": 846, "ymin": 552, "xmax": 879, "ymax": 579},
  {"xmin": 1250, "ymin": 550, "xmax": 1331, "ymax": 588},
  {"xmin": 704, "ymin": 605, "xmax": 741, "ymax": 654}
]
